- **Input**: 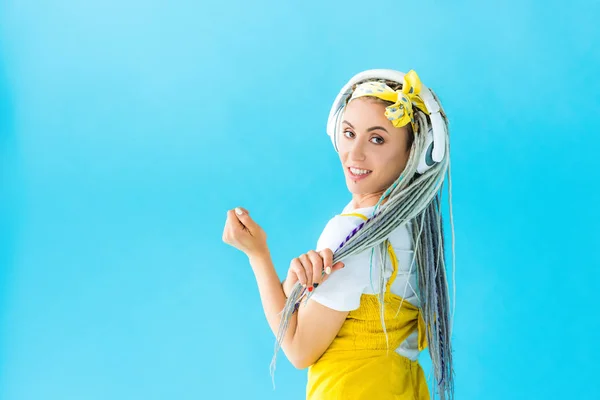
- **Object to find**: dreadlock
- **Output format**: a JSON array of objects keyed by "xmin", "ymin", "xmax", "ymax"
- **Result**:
[{"xmin": 270, "ymin": 79, "xmax": 456, "ymax": 400}]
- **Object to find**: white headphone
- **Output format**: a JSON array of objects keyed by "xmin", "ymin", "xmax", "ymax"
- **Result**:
[{"xmin": 326, "ymin": 69, "xmax": 447, "ymax": 174}]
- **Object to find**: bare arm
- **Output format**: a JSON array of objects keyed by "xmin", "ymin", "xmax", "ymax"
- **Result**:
[
  {"xmin": 249, "ymin": 250, "xmax": 348, "ymax": 369},
  {"xmin": 223, "ymin": 207, "xmax": 347, "ymax": 369}
]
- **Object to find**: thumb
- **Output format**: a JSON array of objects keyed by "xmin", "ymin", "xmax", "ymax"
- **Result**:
[
  {"xmin": 235, "ymin": 207, "xmax": 257, "ymax": 231},
  {"xmin": 332, "ymin": 261, "xmax": 345, "ymax": 271},
  {"xmin": 235, "ymin": 207, "xmax": 250, "ymax": 215},
  {"xmin": 321, "ymin": 261, "xmax": 345, "ymax": 283}
]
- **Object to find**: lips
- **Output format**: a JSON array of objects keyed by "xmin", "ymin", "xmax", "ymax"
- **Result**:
[{"xmin": 347, "ymin": 167, "xmax": 372, "ymax": 181}]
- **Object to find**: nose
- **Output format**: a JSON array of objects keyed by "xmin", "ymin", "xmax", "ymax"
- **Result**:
[{"xmin": 347, "ymin": 138, "xmax": 367, "ymax": 162}]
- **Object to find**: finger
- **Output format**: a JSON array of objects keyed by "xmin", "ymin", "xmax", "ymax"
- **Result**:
[
  {"xmin": 234, "ymin": 207, "xmax": 258, "ymax": 234},
  {"xmin": 319, "ymin": 248, "xmax": 334, "ymax": 275},
  {"xmin": 223, "ymin": 210, "xmax": 237, "ymax": 243},
  {"xmin": 332, "ymin": 261, "xmax": 345, "ymax": 271},
  {"xmin": 307, "ymin": 250, "xmax": 324, "ymax": 286},
  {"xmin": 321, "ymin": 261, "xmax": 345, "ymax": 283},
  {"xmin": 236, "ymin": 207, "xmax": 250, "ymax": 215},
  {"xmin": 227, "ymin": 209, "xmax": 248, "ymax": 237},
  {"xmin": 299, "ymin": 254, "xmax": 313, "ymax": 288},
  {"xmin": 291, "ymin": 259, "xmax": 307, "ymax": 287},
  {"xmin": 227, "ymin": 209, "xmax": 244, "ymax": 231},
  {"xmin": 225, "ymin": 209, "xmax": 234, "ymax": 226}
]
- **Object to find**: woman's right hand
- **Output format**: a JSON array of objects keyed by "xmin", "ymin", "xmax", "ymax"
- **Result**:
[{"xmin": 282, "ymin": 248, "xmax": 345, "ymax": 298}]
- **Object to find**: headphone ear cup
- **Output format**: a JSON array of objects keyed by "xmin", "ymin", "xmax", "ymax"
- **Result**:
[{"xmin": 416, "ymin": 127, "xmax": 436, "ymax": 174}]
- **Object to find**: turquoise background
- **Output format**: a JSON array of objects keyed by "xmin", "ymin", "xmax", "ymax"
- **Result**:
[{"xmin": 1, "ymin": 0, "xmax": 598, "ymax": 399}]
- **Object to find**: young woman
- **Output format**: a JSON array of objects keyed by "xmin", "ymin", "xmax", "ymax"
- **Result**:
[{"xmin": 223, "ymin": 69, "xmax": 455, "ymax": 400}]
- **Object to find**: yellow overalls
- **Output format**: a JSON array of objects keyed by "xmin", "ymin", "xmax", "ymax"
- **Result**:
[{"xmin": 306, "ymin": 242, "xmax": 430, "ymax": 399}]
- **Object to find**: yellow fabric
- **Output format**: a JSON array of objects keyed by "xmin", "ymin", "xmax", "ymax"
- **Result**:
[
  {"xmin": 306, "ymin": 243, "xmax": 429, "ymax": 399},
  {"xmin": 339, "ymin": 212, "xmax": 369, "ymax": 221},
  {"xmin": 385, "ymin": 241, "xmax": 399, "ymax": 293},
  {"xmin": 349, "ymin": 69, "xmax": 430, "ymax": 133}
]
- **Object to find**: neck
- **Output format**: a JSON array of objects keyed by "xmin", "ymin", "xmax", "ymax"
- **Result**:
[{"xmin": 351, "ymin": 192, "xmax": 388, "ymax": 210}]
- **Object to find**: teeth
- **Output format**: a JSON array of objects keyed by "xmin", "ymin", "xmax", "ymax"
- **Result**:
[{"xmin": 350, "ymin": 167, "xmax": 371, "ymax": 175}]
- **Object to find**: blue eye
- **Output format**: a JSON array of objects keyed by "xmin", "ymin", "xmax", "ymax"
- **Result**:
[{"xmin": 371, "ymin": 137, "xmax": 384, "ymax": 145}]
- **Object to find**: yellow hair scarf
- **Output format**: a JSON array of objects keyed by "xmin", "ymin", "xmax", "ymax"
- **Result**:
[{"xmin": 349, "ymin": 69, "xmax": 430, "ymax": 132}]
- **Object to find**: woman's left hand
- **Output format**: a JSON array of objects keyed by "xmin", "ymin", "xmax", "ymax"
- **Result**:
[{"xmin": 222, "ymin": 207, "xmax": 268, "ymax": 259}]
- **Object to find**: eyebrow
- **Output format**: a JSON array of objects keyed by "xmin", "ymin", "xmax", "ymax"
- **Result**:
[{"xmin": 342, "ymin": 120, "xmax": 389, "ymax": 134}]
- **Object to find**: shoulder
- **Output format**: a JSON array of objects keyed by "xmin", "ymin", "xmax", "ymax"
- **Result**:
[
  {"xmin": 309, "ymin": 209, "xmax": 372, "ymax": 311},
  {"xmin": 316, "ymin": 213, "xmax": 367, "ymax": 253}
]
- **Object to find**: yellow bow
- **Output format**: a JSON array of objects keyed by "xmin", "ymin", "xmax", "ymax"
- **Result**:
[{"xmin": 349, "ymin": 70, "xmax": 430, "ymax": 132}]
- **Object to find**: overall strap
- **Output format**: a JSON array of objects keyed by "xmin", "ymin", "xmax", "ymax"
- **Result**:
[
  {"xmin": 387, "ymin": 241, "xmax": 428, "ymax": 351},
  {"xmin": 385, "ymin": 241, "xmax": 399, "ymax": 293},
  {"xmin": 339, "ymin": 212, "xmax": 368, "ymax": 221}
]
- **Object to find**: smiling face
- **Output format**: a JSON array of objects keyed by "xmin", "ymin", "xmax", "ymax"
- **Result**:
[{"xmin": 338, "ymin": 97, "xmax": 413, "ymax": 209}]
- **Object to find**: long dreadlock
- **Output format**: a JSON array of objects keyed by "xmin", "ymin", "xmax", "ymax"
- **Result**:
[{"xmin": 270, "ymin": 79, "xmax": 456, "ymax": 400}]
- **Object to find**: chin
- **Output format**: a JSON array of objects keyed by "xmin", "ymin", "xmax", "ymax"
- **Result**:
[{"xmin": 345, "ymin": 181, "xmax": 368, "ymax": 194}]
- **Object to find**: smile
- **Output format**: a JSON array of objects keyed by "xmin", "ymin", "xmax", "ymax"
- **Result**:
[{"xmin": 347, "ymin": 167, "xmax": 372, "ymax": 180}]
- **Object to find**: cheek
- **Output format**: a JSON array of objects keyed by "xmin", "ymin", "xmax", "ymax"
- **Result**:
[
  {"xmin": 375, "ymin": 146, "xmax": 398, "ymax": 165},
  {"xmin": 377, "ymin": 148, "xmax": 408, "ymax": 175},
  {"xmin": 336, "ymin": 138, "xmax": 350, "ymax": 154},
  {"xmin": 339, "ymin": 151, "xmax": 348, "ymax": 163}
]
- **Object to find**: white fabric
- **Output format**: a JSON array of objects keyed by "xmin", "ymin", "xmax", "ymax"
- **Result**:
[{"xmin": 309, "ymin": 200, "xmax": 421, "ymax": 360}]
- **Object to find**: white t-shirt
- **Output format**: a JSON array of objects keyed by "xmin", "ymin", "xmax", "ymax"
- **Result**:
[{"xmin": 309, "ymin": 200, "xmax": 421, "ymax": 360}]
